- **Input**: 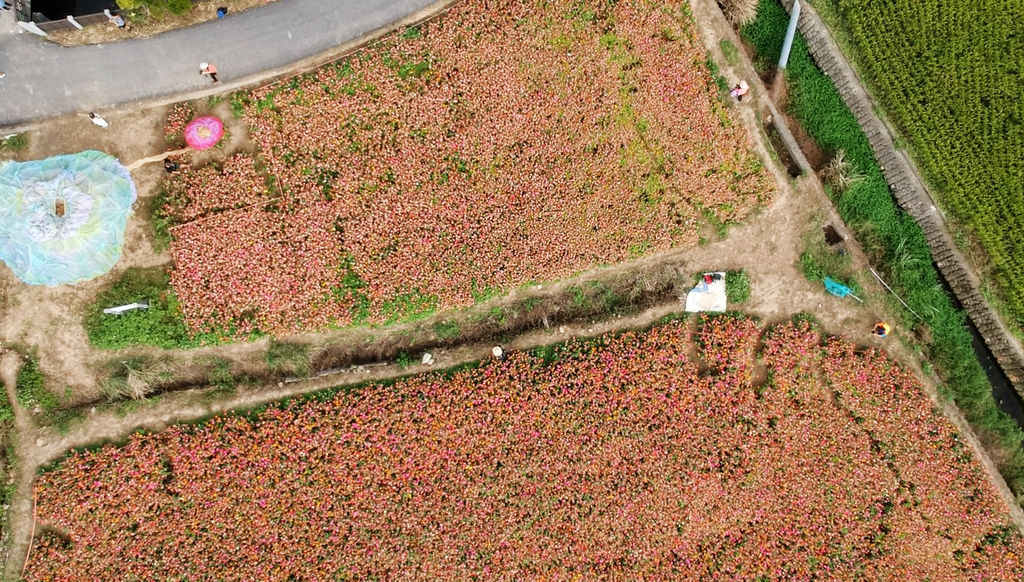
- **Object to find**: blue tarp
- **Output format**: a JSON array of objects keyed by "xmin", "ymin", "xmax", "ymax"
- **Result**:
[{"xmin": 0, "ymin": 150, "xmax": 136, "ymax": 286}]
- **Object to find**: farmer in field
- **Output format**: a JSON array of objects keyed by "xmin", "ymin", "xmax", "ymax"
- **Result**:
[
  {"xmin": 872, "ymin": 321, "xmax": 891, "ymax": 338},
  {"xmin": 730, "ymin": 80, "xmax": 749, "ymax": 102}
]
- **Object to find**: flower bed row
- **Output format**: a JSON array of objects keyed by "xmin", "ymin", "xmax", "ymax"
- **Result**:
[
  {"xmin": 27, "ymin": 317, "xmax": 1024, "ymax": 580},
  {"xmin": 161, "ymin": 0, "xmax": 773, "ymax": 337}
]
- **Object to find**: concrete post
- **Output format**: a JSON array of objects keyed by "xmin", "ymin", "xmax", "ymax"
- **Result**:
[{"xmin": 778, "ymin": 0, "xmax": 801, "ymax": 69}]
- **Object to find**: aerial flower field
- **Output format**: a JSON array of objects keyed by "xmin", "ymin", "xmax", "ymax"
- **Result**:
[
  {"xmin": 27, "ymin": 318, "xmax": 1024, "ymax": 580},
  {"xmin": 160, "ymin": 0, "xmax": 772, "ymax": 336}
]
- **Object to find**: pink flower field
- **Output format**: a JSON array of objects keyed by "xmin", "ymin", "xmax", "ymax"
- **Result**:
[
  {"xmin": 27, "ymin": 317, "xmax": 1024, "ymax": 580},
  {"xmin": 162, "ymin": 0, "xmax": 773, "ymax": 336}
]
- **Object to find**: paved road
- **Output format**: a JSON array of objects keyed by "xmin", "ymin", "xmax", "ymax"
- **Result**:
[{"xmin": 0, "ymin": 0, "xmax": 443, "ymax": 128}]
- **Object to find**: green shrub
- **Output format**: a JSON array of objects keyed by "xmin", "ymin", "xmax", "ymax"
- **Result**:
[
  {"xmin": 207, "ymin": 358, "xmax": 235, "ymax": 390},
  {"xmin": 725, "ymin": 270, "xmax": 751, "ymax": 303},
  {"xmin": 719, "ymin": 39, "xmax": 740, "ymax": 66},
  {"xmin": 1, "ymin": 134, "xmax": 27, "ymax": 153},
  {"xmin": 84, "ymin": 267, "xmax": 198, "ymax": 349},
  {"xmin": 16, "ymin": 353, "xmax": 58, "ymax": 412},
  {"xmin": 165, "ymin": 0, "xmax": 193, "ymax": 16},
  {"xmin": 395, "ymin": 352, "xmax": 414, "ymax": 369},
  {"xmin": 433, "ymin": 320, "xmax": 461, "ymax": 340},
  {"xmin": 150, "ymin": 190, "xmax": 174, "ymax": 252}
]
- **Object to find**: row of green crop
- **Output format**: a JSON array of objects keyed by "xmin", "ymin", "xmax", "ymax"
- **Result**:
[
  {"xmin": 812, "ymin": 0, "xmax": 1024, "ymax": 326},
  {"xmin": 742, "ymin": 0, "xmax": 1024, "ymax": 498}
]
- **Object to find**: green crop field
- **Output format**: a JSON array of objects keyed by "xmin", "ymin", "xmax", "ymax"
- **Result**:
[{"xmin": 821, "ymin": 0, "xmax": 1024, "ymax": 324}]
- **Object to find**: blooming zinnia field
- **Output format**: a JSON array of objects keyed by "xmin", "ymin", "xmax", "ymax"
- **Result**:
[
  {"xmin": 27, "ymin": 317, "xmax": 1024, "ymax": 580},
  {"xmin": 162, "ymin": 0, "xmax": 772, "ymax": 336}
]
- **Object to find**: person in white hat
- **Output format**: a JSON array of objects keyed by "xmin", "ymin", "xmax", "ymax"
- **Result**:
[
  {"xmin": 729, "ymin": 80, "xmax": 749, "ymax": 101},
  {"xmin": 199, "ymin": 62, "xmax": 218, "ymax": 83}
]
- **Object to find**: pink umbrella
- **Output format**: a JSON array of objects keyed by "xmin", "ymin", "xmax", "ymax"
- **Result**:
[{"xmin": 184, "ymin": 116, "xmax": 224, "ymax": 150}]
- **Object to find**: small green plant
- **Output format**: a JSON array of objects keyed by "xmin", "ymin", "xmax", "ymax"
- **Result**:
[
  {"xmin": 704, "ymin": 55, "xmax": 730, "ymax": 93},
  {"xmin": 569, "ymin": 285, "xmax": 590, "ymax": 309},
  {"xmin": 229, "ymin": 92, "xmax": 250, "ymax": 118},
  {"xmin": 1, "ymin": 133, "xmax": 28, "ymax": 153},
  {"xmin": 725, "ymin": 270, "xmax": 751, "ymax": 303},
  {"xmin": 16, "ymin": 352, "xmax": 59, "ymax": 412},
  {"xmin": 150, "ymin": 189, "xmax": 174, "ymax": 252},
  {"xmin": 207, "ymin": 358, "xmax": 235, "ymax": 391},
  {"xmin": 0, "ymin": 397, "xmax": 12, "ymax": 423},
  {"xmin": 165, "ymin": 0, "xmax": 193, "ymax": 16},
  {"xmin": 433, "ymin": 320, "xmax": 461, "ymax": 340},
  {"xmin": 719, "ymin": 39, "xmax": 740, "ymax": 66},
  {"xmin": 266, "ymin": 339, "xmax": 311, "ymax": 378},
  {"xmin": 395, "ymin": 352, "xmax": 414, "ymax": 369}
]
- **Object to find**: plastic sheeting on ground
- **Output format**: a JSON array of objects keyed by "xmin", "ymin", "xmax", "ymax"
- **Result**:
[
  {"xmin": 684, "ymin": 272, "xmax": 727, "ymax": 312},
  {"xmin": 0, "ymin": 150, "xmax": 137, "ymax": 286}
]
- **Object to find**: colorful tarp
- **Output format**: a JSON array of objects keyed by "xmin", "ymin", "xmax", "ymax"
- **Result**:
[
  {"xmin": 0, "ymin": 150, "xmax": 137, "ymax": 286},
  {"xmin": 184, "ymin": 116, "xmax": 224, "ymax": 150}
]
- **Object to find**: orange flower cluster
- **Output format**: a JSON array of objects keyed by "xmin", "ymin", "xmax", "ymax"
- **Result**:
[
  {"xmin": 162, "ymin": 0, "xmax": 773, "ymax": 337},
  {"xmin": 26, "ymin": 319, "xmax": 1024, "ymax": 580}
]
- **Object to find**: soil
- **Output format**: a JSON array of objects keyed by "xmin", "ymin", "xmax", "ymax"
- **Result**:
[{"xmin": 2, "ymin": 0, "xmax": 1023, "ymax": 576}]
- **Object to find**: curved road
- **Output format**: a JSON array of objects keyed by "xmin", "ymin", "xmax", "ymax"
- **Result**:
[{"xmin": 0, "ymin": 0, "xmax": 445, "ymax": 128}]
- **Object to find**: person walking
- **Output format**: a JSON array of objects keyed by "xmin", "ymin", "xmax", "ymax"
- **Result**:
[
  {"xmin": 87, "ymin": 112, "xmax": 109, "ymax": 128},
  {"xmin": 199, "ymin": 62, "xmax": 219, "ymax": 83}
]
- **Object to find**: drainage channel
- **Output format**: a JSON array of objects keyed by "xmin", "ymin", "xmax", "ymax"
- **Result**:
[{"xmin": 966, "ymin": 317, "xmax": 1024, "ymax": 431}]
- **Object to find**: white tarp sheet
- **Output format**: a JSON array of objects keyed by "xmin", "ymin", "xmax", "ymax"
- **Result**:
[{"xmin": 684, "ymin": 272, "xmax": 727, "ymax": 313}]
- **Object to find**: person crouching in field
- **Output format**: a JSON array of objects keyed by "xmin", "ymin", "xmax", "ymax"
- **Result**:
[{"xmin": 730, "ymin": 80, "xmax": 749, "ymax": 102}]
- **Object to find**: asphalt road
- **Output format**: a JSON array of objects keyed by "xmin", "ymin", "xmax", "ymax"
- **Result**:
[{"xmin": 0, "ymin": 0, "xmax": 443, "ymax": 127}]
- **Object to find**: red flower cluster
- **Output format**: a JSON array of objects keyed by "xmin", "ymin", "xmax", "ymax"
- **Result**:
[
  {"xmin": 162, "ymin": 154, "xmax": 269, "ymax": 223},
  {"xmin": 164, "ymin": 102, "xmax": 197, "ymax": 145},
  {"xmin": 26, "ymin": 320, "xmax": 1024, "ymax": 580},
  {"xmin": 163, "ymin": 0, "xmax": 773, "ymax": 337}
]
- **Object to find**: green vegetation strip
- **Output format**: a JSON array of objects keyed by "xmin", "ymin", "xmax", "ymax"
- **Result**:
[
  {"xmin": 743, "ymin": 0, "xmax": 1024, "ymax": 496},
  {"xmin": 84, "ymin": 268, "xmax": 201, "ymax": 350},
  {"xmin": 813, "ymin": 0, "xmax": 1024, "ymax": 326}
]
